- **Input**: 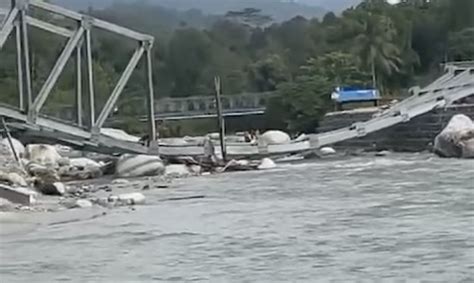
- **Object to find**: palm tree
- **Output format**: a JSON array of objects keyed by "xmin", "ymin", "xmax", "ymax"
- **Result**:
[{"xmin": 351, "ymin": 12, "xmax": 402, "ymax": 89}]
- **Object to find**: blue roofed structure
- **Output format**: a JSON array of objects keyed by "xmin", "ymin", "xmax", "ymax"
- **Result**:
[{"xmin": 331, "ymin": 87, "xmax": 380, "ymax": 104}]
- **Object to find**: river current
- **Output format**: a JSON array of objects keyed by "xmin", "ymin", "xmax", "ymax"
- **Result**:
[{"xmin": 0, "ymin": 154, "xmax": 473, "ymax": 282}]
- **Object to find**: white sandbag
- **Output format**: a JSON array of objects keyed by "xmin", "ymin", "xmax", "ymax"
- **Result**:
[
  {"xmin": 259, "ymin": 130, "xmax": 291, "ymax": 145},
  {"xmin": 116, "ymin": 154, "xmax": 165, "ymax": 178}
]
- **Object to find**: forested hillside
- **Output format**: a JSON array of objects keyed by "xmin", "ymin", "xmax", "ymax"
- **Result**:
[
  {"xmin": 53, "ymin": 0, "xmax": 328, "ymax": 22},
  {"xmin": 0, "ymin": 0, "xmax": 472, "ymax": 133}
]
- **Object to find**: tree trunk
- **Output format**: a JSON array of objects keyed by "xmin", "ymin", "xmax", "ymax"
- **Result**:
[{"xmin": 371, "ymin": 58, "xmax": 376, "ymax": 89}]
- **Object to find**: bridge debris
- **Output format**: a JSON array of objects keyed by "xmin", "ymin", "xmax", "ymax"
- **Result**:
[{"xmin": 0, "ymin": 184, "xmax": 36, "ymax": 206}]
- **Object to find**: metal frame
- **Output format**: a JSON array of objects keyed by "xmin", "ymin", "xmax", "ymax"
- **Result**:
[{"xmin": 0, "ymin": 0, "xmax": 157, "ymax": 153}]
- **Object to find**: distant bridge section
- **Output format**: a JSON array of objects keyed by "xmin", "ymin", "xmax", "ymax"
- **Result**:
[{"xmin": 149, "ymin": 92, "xmax": 275, "ymax": 121}]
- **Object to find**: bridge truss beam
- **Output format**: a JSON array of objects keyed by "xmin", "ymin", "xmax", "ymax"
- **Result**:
[{"xmin": 0, "ymin": 0, "xmax": 158, "ymax": 153}]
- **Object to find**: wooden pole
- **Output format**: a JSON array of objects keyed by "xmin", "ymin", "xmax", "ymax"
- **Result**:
[
  {"xmin": 144, "ymin": 41, "xmax": 158, "ymax": 153},
  {"xmin": 214, "ymin": 76, "xmax": 226, "ymax": 162},
  {"xmin": 1, "ymin": 117, "xmax": 20, "ymax": 164}
]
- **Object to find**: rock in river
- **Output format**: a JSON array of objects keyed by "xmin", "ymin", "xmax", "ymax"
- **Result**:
[
  {"xmin": 63, "ymin": 199, "xmax": 93, "ymax": 209},
  {"xmin": 25, "ymin": 144, "xmax": 62, "ymax": 167},
  {"xmin": 35, "ymin": 181, "xmax": 66, "ymax": 196},
  {"xmin": 320, "ymin": 147, "xmax": 336, "ymax": 156},
  {"xmin": 118, "ymin": 193, "xmax": 146, "ymax": 205},
  {"xmin": 116, "ymin": 154, "xmax": 165, "ymax": 178},
  {"xmin": 433, "ymin": 114, "xmax": 474, "ymax": 158},
  {"xmin": 165, "ymin": 164, "xmax": 192, "ymax": 178},
  {"xmin": 258, "ymin": 158, "xmax": 277, "ymax": 170}
]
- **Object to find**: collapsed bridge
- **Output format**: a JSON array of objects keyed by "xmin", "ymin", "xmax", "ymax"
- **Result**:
[{"xmin": 0, "ymin": 1, "xmax": 473, "ymax": 158}]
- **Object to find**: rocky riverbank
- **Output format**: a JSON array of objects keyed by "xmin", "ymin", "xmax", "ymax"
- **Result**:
[
  {"xmin": 2, "ymin": 113, "xmax": 471, "ymax": 215},
  {"xmin": 0, "ymin": 136, "xmax": 280, "ymax": 214}
]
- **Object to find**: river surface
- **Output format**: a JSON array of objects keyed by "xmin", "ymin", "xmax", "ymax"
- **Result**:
[{"xmin": 1, "ymin": 154, "xmax": 473, "ymax": 282}]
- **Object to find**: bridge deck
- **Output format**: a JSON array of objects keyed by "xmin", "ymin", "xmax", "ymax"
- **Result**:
[{"xmin": 1, "ymin": 63, "xmax": 473, "ymax": 158}]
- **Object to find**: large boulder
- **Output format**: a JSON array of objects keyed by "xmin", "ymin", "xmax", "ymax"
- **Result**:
[
  {"xmin": 25, "ymin": 144, "xmax": 62, "ymax": 167},
  {"xmin": 26, "ymin": 162, "xmax": 60, "ymax": 182},
  {"xmin": 116, "ymin": 154, "xmax": 165, "ymax": 178},
  {"xmin": 1, "ymin": 138, "xmax": 25, "ymax": 158},
  {"xmin": 433, "ymin": 114, "xmax": 474, "ymax": 158},
  {"xmin": 259, "ymin": 130, "xmax": 291, "ymax": 145}
]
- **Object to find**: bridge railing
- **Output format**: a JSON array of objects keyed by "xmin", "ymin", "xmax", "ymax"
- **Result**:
[{"xmin": 155, "ymin": 92, "xmax": 275, "ymax": 115}]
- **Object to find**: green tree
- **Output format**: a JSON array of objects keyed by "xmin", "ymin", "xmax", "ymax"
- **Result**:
[
  {"xmin": 301, "ymin": 52, "xmax": 371, "ymax": 87},
  {"xmin": 225, "ymin": 8, "xmax": 273, "ymax": 28},
  {"xmin": 448, "ymin": 28, "xmax": 474, "ymax": 61},
  {"xmin": 351, "ymin": 12, "xmax": 402, "ymax": 90},
  {"xmin": 249, "ymin": 54, "xmax": 289, "ymax": 92},
  {"xmin": 266, "ymin": 75, "xmax": 332, "ymax": 133},
  {"xmin": 166, "ymin": 28, "xmax": 212, "ymax": 96}
]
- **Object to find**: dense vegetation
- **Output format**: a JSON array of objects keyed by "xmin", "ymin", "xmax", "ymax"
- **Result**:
[
  {"xmin": 53, "ymin": 0, "xmax": 329, "ymax": 22},
  {"xmin": 0, "ymin": 0, "xmax": 472, "ymax": 134}
]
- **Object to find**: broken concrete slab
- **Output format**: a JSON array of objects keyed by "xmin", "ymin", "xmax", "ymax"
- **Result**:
[{"xmin": 0, "ymin": 184, "xmax": 36, "ymax": 206}]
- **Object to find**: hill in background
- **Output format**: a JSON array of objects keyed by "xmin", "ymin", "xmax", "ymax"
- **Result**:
[{"xmin": 52, "ymin": 0, "xmax": 330, "ymax": 22}]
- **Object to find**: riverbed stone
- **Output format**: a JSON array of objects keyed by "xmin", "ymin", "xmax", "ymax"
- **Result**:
[
  {"xmin": 26, "ymin": 162, "xmax": 60, "ymax": 183},
  {"xmin": 63, "ymin": 199, "xmax": 93, "ymax": 209},
  {"xmin": 112, "ymin": 179, "xmax": 130, "ymax": 185},
  {"xmin": 118, "ymin": 192, "xmax": 146, "ymax": 205},
  {"xmin": 258, "ymin": 158, "xmax": 277, "ymax": 170},
  {"xmin": 35, "ymin": 181, "xmax": 66, "ymax": 196},
  {"xmin": 165, "ymin": 164, "xmax": 192, "ymax": 178},
  {"xmin": 0, "ymin": 197, "xmax": 15, "ymax": 211},
  {"xmin": 320, "ymin": 147, "xmax": 337, "ymax": 156}
]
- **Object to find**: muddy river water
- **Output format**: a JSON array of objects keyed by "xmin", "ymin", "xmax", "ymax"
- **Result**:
[{"xmin": 1, "ymin": 154, "xmax": 473, "ymax": 281}]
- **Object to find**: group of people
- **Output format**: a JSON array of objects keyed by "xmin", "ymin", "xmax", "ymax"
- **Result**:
[{"xmin": 244, "ymin": 129, "xmax": 260, "ymax": 143}]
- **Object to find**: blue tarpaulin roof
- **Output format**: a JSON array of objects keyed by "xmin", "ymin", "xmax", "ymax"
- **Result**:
[{"xmin": 332, "ymin": 87, "xmax": 380, "ymax": 103}]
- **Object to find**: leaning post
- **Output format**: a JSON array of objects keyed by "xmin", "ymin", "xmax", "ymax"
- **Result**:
[
  {"xmin": 75, "ymin": 37, "xmax": 83, "ymax": 126},
  {"xmin": 144, "ymin": 39, "xmax": 158, "ymax": 154},
  {"xmin": 214, "ymin": 76, "xmax": 227, "ymax": 162}
]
